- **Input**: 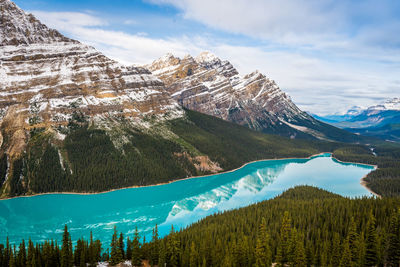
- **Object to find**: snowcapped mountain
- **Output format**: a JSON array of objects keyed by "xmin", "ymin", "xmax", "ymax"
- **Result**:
[
  {"xmin": 314, "ymin": 98, "xmax": 400, "ymax": 142},
  {"xmin": 147, "ymin": 52, "xmax": 362, "ymax": 141},
  {"xmin": 0, "ymin": 0, "xmax": 183, "ymax": 159},
  {"xmin": 366, "ymin": 98, "xmax": 400, "ymax": 112},
  {"xmin": 310, "ymin": 106, "xmax": 364, "ymax": 123},
  {"xmin": 331, "ymin": 98, "xmax": 400, "ymax": 129}
]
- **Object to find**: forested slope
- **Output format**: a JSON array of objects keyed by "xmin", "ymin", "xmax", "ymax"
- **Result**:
[
  {"xmin": 1, "ymin": 109, "xmax": 400, "ymax": 199},
  {"xmin": 0, "ymin": 110, "xmax": 331, "ymax": 198}
]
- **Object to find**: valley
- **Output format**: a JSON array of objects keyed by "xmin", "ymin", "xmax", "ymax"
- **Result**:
[{"xmin": 0, "ymin": 0, "xmax": 399, "ymax": 266}]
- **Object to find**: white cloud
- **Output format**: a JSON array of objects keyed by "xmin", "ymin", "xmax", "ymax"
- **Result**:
[
  {"xmin": 29, "ymin": 9, "xmax": 400, "ymax": 115},
  {"xmin": 31, "ymin": 10, "xmax": 107, "ymax": 27},
  {"xmin": 149, "ymin": 0, "xmax": 342, "ymax": 44},
  {"xmin": 123, "ymin": 19, "xmax": 137, "ymax": 25}
]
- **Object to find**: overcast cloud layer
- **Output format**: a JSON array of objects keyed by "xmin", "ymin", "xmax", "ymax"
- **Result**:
[{"xmin": 16, "ymin": 0, "xmax": 400, "ymax": 115}]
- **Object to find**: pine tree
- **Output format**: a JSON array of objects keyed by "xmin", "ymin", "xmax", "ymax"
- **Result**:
[
  {"xmin": 276, "ymin": 211, "xmax": 292, "ymax": 266},
  {"xmin": 330, "ymin": 233, "xmax": 341, "ymax": 267},
  {"xmin": 288, "ymin": 227, "xmax": 298, "ymax": 264},
  {"xmin": 131, "ymin": 227, "xmax": 141, "ymax": 267},
  {"xmin": 166, "ymin": 225, "xmax": 180, "ymax": 267},
  {"xmin": 158, "ymin": 241, "xmax": 166, "ymax": 267},
  {"xmin": 340, "ymin": 237, "xmax": 352, "ymax": 267},
  {"xmin": 79, "ymin": 245, "xmax": 86, "ymax": 267},
  {"xmin": 118, "ymin": 232, "xmax": 125, "ymax": 260},
  {"xmin": 150, "ymin": 224, "xmax": 159, "ymax": 266},
  {"xmin": 221, "ymin": 253, "xmax": 233, "ymax": 267},
  {"xmin": 293, "ymin": 232, "xmax": 306, "ymax": 267},
  {"xmin": 27, "ymin": 238, "xmax": 35, "ymax": 267},
  {"xmin": 4, "ymin": 237, "xmax": 10, "ymax": 267},
  {"xmin": 9, "ymin": 247, "xmax": 16, "ymax": 267},
  {"xmin": 126, "ymin": 237, "xmax": 132, "ymax": 261},
  {"xmin": 365, "ymin": 212, "xmax": 378, "ymax": 267},
  {"xmin": 17, "ymin": 239, "xmax": 27, "ymax": 267},
  {"xmin": 387, "ymin": 209, "xmax": 400, "ymax": 267},
  {"xmin": 88, "ymin": 232, "xmax": 96, "ymax": 267},
  {"xmin": 255, "ymin": 218, "xmax": 272, "ymax": 267},
  {"xmin": 110, "ymin": 226, "xmax": 123, "ymax": 266},
  {"xmin": 189, "ymin": 241, "xmax": 199, "ymax": 267},
  {"xmin": 61, "ymin": 225, "xmax": 73, "ymax": 267},
  {"xmin": 348, "ymin": 217, "xmax": 359, "ymax": 264}
]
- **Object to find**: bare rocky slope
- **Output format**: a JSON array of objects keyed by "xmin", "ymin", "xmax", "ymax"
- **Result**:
[{"xmin": 147, "ymin": 52, "xmax": 367, "ymax": 142}]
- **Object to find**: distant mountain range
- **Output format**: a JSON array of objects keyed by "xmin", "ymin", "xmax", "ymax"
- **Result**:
[{"xmin": 312, "ymin": 98, "xmax": 400, "ymax": 142}]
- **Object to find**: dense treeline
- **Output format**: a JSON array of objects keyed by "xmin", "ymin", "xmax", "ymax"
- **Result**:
[
  {"xmin": 333, "ymin": 143, "xmax": 400, "ymax": 197},
  {"xmin": 1, "ymin": 186, "xmax": 400, "ymax": 267},
  {"xmin": 0, "ymin": 110, "xmax": 333, "ymax": 198},
  {"xmin": 1, "ymin": 109, "xmax": 399, "ymax": 198}
]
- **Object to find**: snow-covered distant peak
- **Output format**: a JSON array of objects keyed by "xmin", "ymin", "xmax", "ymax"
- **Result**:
[
  {"xmin": 382, "ymin": 98, "xmax": 400, "ymax": 110},
  {"xmin": 368, "ymin": 98, "xmax": 400, "ymax": 111},
  {"xmin": 195, "ymin": 51, "xmax": 220, "ymax": 64},
  {"xmin": 346, "ymin": 106, "xmax": 364, "ymax": 116}
]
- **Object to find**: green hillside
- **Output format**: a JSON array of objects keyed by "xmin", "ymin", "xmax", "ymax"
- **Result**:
[{"xmin": 1, "ymin": 109, "xmax": 399, "ymax": 199}]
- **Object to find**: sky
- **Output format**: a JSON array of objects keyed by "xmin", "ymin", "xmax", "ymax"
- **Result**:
[{"xmin": 12, "ymin": 0, "xmax": 400, "ymax": 115}]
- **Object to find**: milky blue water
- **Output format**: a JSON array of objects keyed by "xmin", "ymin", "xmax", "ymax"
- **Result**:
[{"xmin": 0, "ymin": 153, "xmax": 374, "ymax": 247}]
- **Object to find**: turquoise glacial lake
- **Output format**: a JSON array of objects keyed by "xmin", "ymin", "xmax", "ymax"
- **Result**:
[{"xmin": 0, "ymin": 153, "xmax": 375, "ymax": 246}]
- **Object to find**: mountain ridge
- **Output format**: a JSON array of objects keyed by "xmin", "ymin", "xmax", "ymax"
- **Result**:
[{"xmin": 147, "ymin": 52, "xmax": 371, "ymax": 143}]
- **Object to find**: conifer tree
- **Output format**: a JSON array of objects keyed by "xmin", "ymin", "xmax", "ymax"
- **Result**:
[
  {"xmin": 189, "ymin": 241, "xmax": 199, "ymax": 267},
  {"xmin": 4, "ymin": 237, "xmax": 10, "ymax": 267},
  {"xmin": 118, "ymin": 232, "xmax": 125, "ymax": 260},
  {"xmin": 387, "ymin": 209, "xmax": 400, "ymax": 267},
  {"xmin": 330, "ymin": 233, "xmax": 341, "ymax": 267},
  {"xmin": 276, "ymin": 211, "xmax": 292, "ymax": 266},
  {"xmin": 27, "ymin": 238, "xmax": 35, "ymax": 267},
  {"xmin": 17, "ymin": 239, "xmax": 26, "ymax": 267},
  {"xmin": 79, "ymin": 246, "xmax": 86, "ymax": 267},
  {"xmin": 166, "ymin": 225, "xmax": 180, "ymax": 267},
  {"xmin": 126, "ymin": 237, "xmax": 132, "ymax": 261},
  {"xmin": 131, "ymin": 227, "xmax": 141, "ymax": 267},
  {"xmin": 110, "ymin": 226, "xmax": 123, "ymax": 266},
  {"xmin": 222, "ymin": 253, "xmax": 233, "ymax": 267},
  {"xmin": 9, "ymin": 247, "xmax": 16, "ymax": 267},
  {"xmin": 340, "ymin": 237, "xmax": 352, "ymax": 267},
  {"xmin": 61, "ymin": 225, "xmax": 73, "ymax": 267},
  {"xmin": 88, "ymin": 231, "xmax": 96, "ymax": 267},
  {"xmin": 158, "ymin": 241, "xmax": 166, "ymax": 267},
  {"xmin": 150, "ymin": 224, "xmax": 159, "ymax": 266},
  {"xmin": 293, "ymin": 233, "xmax": 306, "ymax": 267},
  {"xmin": 348, "ymin": 217, "xmax": 359, "ymax": 264},
  {"xmin": 365, "ymin": 212, "xmax": 378, "ymax": 267},
  {"xmin": 255, "ymin": 218, "xmax": 272, "ymax": 267}
]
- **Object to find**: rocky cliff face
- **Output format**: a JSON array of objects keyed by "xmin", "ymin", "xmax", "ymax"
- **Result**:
[
  {"xmin": 0, "ymin": 0, "xmax": 182, "ymax": 159},
  {"xmin": 147, "ymin": 52, "xmax": 322, "ymax": 139},
  {"xmin": 0, "ymin": 0, "xmax": 187, "ymax": 197}
]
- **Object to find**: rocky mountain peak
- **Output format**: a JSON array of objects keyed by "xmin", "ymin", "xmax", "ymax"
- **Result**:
[
  {"xmin": 366, "ymin": 97, "xmax": 400, "ymax": 112},
  {"xmin": 147, "ymin": 51, "xmax": 316, "ymax": 138},
  {"xmin": 0, "ymin": 0, "xmax": 182, "ymax": 160},
  {"xmin": 0, "ymin": 0, "xmax": 73, "ymax": 46},
  {"xmin": 382, "ymin": 97, "xmax": 400, "ymax": 110},
  {"xmin": 195, "ymin": 51, "xmax": 219, "ymax": 64}
]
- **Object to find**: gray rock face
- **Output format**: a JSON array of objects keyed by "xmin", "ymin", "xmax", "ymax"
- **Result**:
[{"xmin": 147, "ymin": 51, "xmax": 312, "ymax": 134}]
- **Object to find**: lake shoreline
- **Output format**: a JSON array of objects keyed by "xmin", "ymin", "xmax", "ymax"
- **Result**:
[
  {"xmin": 0, "ymin": 152, "xmax": 378, "ymax": 200},
  {"xmin": 331, "ymin": 157, "xmax": 380, "ymax": 198}
]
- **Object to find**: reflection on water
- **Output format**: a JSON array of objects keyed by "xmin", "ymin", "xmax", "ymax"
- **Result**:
[{"xmin": 0, "ymin": 153, "xmax": 374, "ymax": 246}]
